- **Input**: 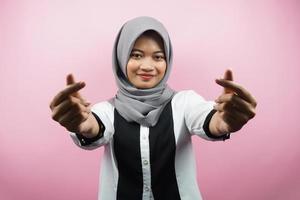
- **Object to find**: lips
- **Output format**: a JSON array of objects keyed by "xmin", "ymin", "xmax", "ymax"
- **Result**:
[{"xmin": 138, "ymin": 74, "xmax": 154, "ymax": 81}]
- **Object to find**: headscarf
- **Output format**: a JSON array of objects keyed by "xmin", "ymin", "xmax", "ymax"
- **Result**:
[{"xmin": 111, "ymin": 16, "xmax": 175, "ymax": 127}]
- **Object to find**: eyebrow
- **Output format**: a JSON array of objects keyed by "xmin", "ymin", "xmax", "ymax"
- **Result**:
[{"xmin": 131, "ymin": 48, "xmax": 165, "ymax": 54}]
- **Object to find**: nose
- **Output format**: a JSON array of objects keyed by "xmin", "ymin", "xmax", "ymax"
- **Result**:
[{"xmin": 140, "ymin": 57, "xmax": 155, "ymax": 71}]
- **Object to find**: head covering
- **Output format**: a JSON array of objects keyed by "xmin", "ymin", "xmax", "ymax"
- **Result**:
[{"xmin": 111, "ymin": 16, "xmax": 175, "ymax": 127}]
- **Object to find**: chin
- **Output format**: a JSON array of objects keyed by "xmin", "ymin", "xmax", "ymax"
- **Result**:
[
  {"xmin": 136, "ymin": 83, "xmax": 155, "ymax": 89},
  {"xmin": 137, "ymin": 85, "xmax": 153, "ymax": 89}
]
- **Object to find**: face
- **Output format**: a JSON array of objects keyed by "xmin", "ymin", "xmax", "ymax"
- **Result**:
[{"xmin": 126, "ymin": 33, "xmax": 167, "ymax": 89}]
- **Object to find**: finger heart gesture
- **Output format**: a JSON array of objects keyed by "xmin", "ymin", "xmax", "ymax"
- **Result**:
[
  {"xmin": 213, "ymin": 69, "xmax": 257, "ymax": 133},
  {"xmin": 49, "ymin": 74, "xmax": 92, "ymax": 133}
]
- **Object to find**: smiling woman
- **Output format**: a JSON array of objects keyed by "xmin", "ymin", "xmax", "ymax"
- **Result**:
[{"xmin": 49, "ymin": 16, "xmax": 257, "ymax": 200}]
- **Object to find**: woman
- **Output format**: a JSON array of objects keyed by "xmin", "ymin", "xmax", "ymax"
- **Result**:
[{"xmin": 50, "ymin": 16, "xmax": 257, "ymax": 200}]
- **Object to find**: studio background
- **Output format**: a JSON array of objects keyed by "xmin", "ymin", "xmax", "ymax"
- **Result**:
[{"xmin": 1, "ymin": 0, "xmax": 299, "ymax": 199}]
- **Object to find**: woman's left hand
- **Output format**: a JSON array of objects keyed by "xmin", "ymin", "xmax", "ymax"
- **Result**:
[{"xmin": 211, "ymin": 69, "xmax": 257, "ymax": 135}]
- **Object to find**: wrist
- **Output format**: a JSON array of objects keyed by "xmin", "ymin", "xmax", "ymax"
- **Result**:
[
  {"xmin": 206, "ymin": 111, "xmax": 230, "ymax": 141},
  {"xmin": 209, "ymin": 112, "xmax": 221, "ymax": 136},
  {"xmin": 81, "ymin": 113, "xmax": 100, "ymax": 138}
]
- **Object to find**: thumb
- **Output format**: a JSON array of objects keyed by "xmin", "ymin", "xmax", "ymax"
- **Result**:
[
  {"xmin": 224, "ymin": 69, "xmax": 233, "ymax": 81},
  {"xmin": 223, "ymin": 69, "xmax": 234, "ymax": 94},
  {"xmin": 66, "ymin": 73, "xmax": 76, "ymax": 85},
  {"xmin": 66, "ymin": 73, "xmax": 83, "ymax": 98}
]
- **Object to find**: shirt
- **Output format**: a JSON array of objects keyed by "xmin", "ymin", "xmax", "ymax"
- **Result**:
[{"xmin": 70, "ymin": 90, "xmax": 230, "ymax": 200}]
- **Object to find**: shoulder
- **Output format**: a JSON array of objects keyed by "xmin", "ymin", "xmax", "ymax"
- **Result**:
[
  {"xmin": 172, "ymin": 90, "xmax": 206, "ymax": 104},
  {"xmin": 172, "ymin": 90, "xmax": 214, "ymax": 114},
  {"xmin": 91, "ymin": 101, "xmax": 115, "ymax": 120},
  {"xmin": 92, "ymin": 101, "xmax": 114, "ymax": 112}
]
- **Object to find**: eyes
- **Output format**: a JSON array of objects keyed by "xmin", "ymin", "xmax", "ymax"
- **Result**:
[
  {"xmin": 130, "ymin": 52, "xmax": 142, "ymax": 59},
  {"xmin": 130, "ymin": 52, "xmax": 165, "ymax": 61}
]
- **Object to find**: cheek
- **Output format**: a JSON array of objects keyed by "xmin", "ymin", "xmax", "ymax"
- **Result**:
[
  {"xmin": 126, "ymin": 60, "xmax": 138, "ymax": 76},
  {"xmin": 157, "ymin": 62, "xmax": 167, "ymax": 76}
]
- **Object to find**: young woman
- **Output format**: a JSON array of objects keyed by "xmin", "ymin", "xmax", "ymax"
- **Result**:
[{"xmin": 50, "ymin": 16, "xmax": 257, "ymax": 200}]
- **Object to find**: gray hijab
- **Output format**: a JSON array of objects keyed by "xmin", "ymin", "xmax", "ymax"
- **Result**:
[{"xmin": 111, "ymin": 16, "xmax": 175, "ymax": 127}]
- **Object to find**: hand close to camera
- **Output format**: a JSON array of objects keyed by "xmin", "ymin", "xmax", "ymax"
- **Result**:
[
  {"xmin": 49, "ymin": 74, "xmax": 99, "ymax": 138},
  {"xmin": 209, "ymin": 69, "xmax": 257, "ymax": 136}
]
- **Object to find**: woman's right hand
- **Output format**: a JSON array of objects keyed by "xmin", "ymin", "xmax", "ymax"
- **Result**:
[{"xmin": 49, "ymin": 74, "xmax": 99, "ymax": 138}]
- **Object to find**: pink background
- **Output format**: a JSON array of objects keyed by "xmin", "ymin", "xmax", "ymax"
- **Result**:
[{"xmin": 1, "ymin": 0, "xmax": 300, "ymax": 199}]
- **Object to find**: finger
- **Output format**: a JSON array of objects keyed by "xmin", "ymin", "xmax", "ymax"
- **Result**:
[
  {"xmin": 50, "ymin": 82, "xmax": 86, "ymax": 108},
  {"xmin": 224, "ymin": 69, "xmax": 233, "ymax": 81},
  {"xmin": 219, "ymin": 112, "xmax": 240, "ymax": 132},
  {"xmin": 66, "ymin": 74, "xmax": 83, "ymax": 98},
  {"xmin": 52, "ymin": 96, "xmax": 90, "ymax": 121},
  {"xmin": 58, "ymin": 106, "xmax": 89, "ymax": 127},
  {"xmin": 214, "ymin": 102, "xmax": 238, "ymax": 113},
  {"xmin": 215, "ymin": 79, "xmax": 257, "ymax": 107},
  {"xmin": 85, "ymin": 102, "xmax": 92, "ymax": 111},
  {"xmin": 81, "ymin": 99, "xmax": 91, "ymax": 107},
  {"xmin": 66, "ymin": 73, "xmax": 76, "ymax": 85},
  {"xmin": 214, "ymin": 102, "xmax": 256, "ymax": 120},
  {"xmin": 52, "ymin": 99, "xmax": 73, "ymax": 121},
  {"xmin": 223, "ymin": 111, "xmax": 249, "ymax": 126},
  {"xmin": 215, "ymin": 94, "xmax": 256, "ymax": 118},
  {"xmin": 223, "ymin": 69, "xmax": 234, "ymax": 94},
  {"xmin": 84, "ymin": 101, "xmax": 91, "ymax": 107},
  {"xmin": 63, "ymin": 112, "xmax": 90, "ymax": 132},
  {"xmin": 214, "ymin": 103, "xmax": 243, "ymax": 118},
  {"xmin": 68, "ymin": 113, "xmax": 90, "ymax": 127},
  {"xmin": 221, "ymin": 112, "xmax": 247, "ymax": 132}
]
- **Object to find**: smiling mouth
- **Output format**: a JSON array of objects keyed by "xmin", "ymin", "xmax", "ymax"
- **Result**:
[{"xmin": 138, "ymin": 74, "xmax": 154, "ymax": 80}]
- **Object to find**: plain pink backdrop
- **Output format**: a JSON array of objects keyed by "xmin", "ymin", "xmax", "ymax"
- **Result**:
[{"xmin": 1, "ymin": 0, "xmax": 299, "ymax": 199}]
